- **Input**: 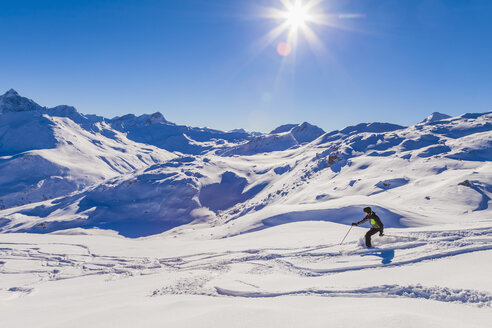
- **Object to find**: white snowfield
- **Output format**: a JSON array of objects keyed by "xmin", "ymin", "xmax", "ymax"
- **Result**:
[
  {"xmin": 0, "ymin": 90, "xmax": 491, "ymax": 327},
  {"xmin": 1, "ymin": 224, "xmax": 492, "ymax": 327}
]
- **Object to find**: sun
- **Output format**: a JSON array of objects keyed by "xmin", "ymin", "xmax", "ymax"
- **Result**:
[
  {"xmin": 283, "ymin": 1, "xmax": 312, "ymax": 29},
  {"xmin": 256, "ymin": 0, "xmax": 365, "ymax": 59},
  {"xmin": 260, "ymin": 0, "xmax": 326, "ymax": 57}
]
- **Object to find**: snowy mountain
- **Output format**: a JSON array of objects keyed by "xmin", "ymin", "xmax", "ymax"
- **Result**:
[
  {"xmin": 0, "ymin": 89, "xmax": 490, "ymax": 239},
  {"xmin": 0, "ymin": 90, "xmax": 176, "ymax": 209},
  {"xmin": 221, "ymin": 122, "xmax": 325, "ymax": 155},
  {"xmin": 110, "ymin": 112, "xmax": 256, "ymax": 155}
]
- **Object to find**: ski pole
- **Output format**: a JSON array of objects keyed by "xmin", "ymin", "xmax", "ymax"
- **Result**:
[{"xmin": 340, "ymin": 226, "xmax": 353, "ymax": 245}]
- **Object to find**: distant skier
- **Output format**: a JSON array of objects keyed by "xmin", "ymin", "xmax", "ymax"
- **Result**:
[{"xmin": 352, "ymin": 207, "xmax": 384, "ymax": 248}]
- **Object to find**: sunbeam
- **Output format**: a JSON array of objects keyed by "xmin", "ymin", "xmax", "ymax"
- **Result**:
[{"xmin": 259, "ymin": 0, "xmax": 365, "ymax": 58}]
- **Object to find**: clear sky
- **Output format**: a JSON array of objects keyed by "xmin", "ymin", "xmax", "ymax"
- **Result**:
[{"xmin": 1, "ymin": 0, "xmax": 491, "ymax": 132}]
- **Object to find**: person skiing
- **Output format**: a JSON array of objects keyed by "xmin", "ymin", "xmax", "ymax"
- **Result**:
[{"xmin": 352, "ymin": 207, "xmax": 384, "ymax": 248}]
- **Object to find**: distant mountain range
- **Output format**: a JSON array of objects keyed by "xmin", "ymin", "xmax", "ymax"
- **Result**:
[{"xmin": 0, "ymin": 89, "xmax": 490, "ymax": 237}]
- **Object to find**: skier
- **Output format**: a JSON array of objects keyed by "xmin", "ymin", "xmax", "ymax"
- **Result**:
[{"xmin": 352, "ymin": 207, "xmax": 384, "ymax": 248}]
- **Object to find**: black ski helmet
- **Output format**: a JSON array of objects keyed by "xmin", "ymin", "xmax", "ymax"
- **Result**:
[{"xmin": 363, "ymin": 207, "xmax": 372, "ymax": 214}]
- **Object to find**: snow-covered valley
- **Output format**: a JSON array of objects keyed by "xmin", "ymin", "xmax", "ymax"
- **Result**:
[{"xmin": 0, "ymin": 89, "xmax": 491, "ymax": 327}]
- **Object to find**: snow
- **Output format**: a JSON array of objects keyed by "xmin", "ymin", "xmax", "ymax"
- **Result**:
[
  {"xmin": 0, "ymin": 89, "xmax": 491, "ymax": 326},
  {"xmin": 1, "ymin": 223, "xmax": 492, "ymax": 327},
  {"xmin": 0, "ymin": 112, "xmax": 175, "ymax": 210}
]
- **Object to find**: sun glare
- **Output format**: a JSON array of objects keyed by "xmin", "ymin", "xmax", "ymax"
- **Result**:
[
  {"xmin": 256, "ymin": 0, "xmax": 365, "ymax": 60},
  {"xmin": 261, "ymin": 0, "xmax": 325, "ymax": 58},
  {"xmin": 284, "ymin": 1, "xmax": 311, "ymax": 28}
]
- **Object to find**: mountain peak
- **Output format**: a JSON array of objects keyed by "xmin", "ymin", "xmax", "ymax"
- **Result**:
[
  {"xmin": 0, "ymin": 89, "xmax": 44, "ymax": 114},
  {"xmin": 268, "ymin": 122, "xmax": 324, "ymax": 144},
  {"xmin": 4, "ymin": 88, "xmax": 19, "ymax": 97},
  {"xmin": 421, "ymin": 112, "xmax": 451, "ymax": 124},
  {"xmin": 290, "ymin": 122, "xmax": 325, "ymax": 144},
  {"xmin": 145, "ymin": 112, "xmax": 168, "ymax": 125},
  {"xmin": 270, "ymin": 124, "xmax": 299, "ymax": 134}
]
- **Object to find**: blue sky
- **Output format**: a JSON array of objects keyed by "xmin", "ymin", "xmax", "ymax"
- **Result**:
[{"xmin": 1, "ymin": 0, "xmax": 491, "ymax": 132}]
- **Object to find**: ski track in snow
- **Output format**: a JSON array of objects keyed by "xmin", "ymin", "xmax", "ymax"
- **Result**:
[
  {"xmin": 215, "ymin": 285, "xmax": 492, "ymax": 307},
  {"xmin": 1, "ymin": 226, "xmax": 492, "ymax": 306}
]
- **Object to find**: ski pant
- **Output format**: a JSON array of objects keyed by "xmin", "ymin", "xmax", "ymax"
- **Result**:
[{"xmin": 365, "ymin": 228, "xmax": 383, "ymax": 248}]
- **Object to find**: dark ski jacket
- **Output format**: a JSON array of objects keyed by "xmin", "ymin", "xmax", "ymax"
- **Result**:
[{"xmin": 355, "ymin": 211, "xmax": 384, "ymax": 230}]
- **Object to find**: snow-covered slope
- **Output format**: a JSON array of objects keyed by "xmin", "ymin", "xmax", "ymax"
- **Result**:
[
  {"xmin": 1, "ymin": 220, "xmax": 492, "ymax": 328},
  {"xmin": 0, "ymin": 90, "xmax": 175, "ymax": 210}
]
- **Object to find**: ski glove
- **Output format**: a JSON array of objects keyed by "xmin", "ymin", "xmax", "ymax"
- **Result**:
[{"xmin": 351, "ymin": 223, "xmax": 357, "ymax": 226}]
